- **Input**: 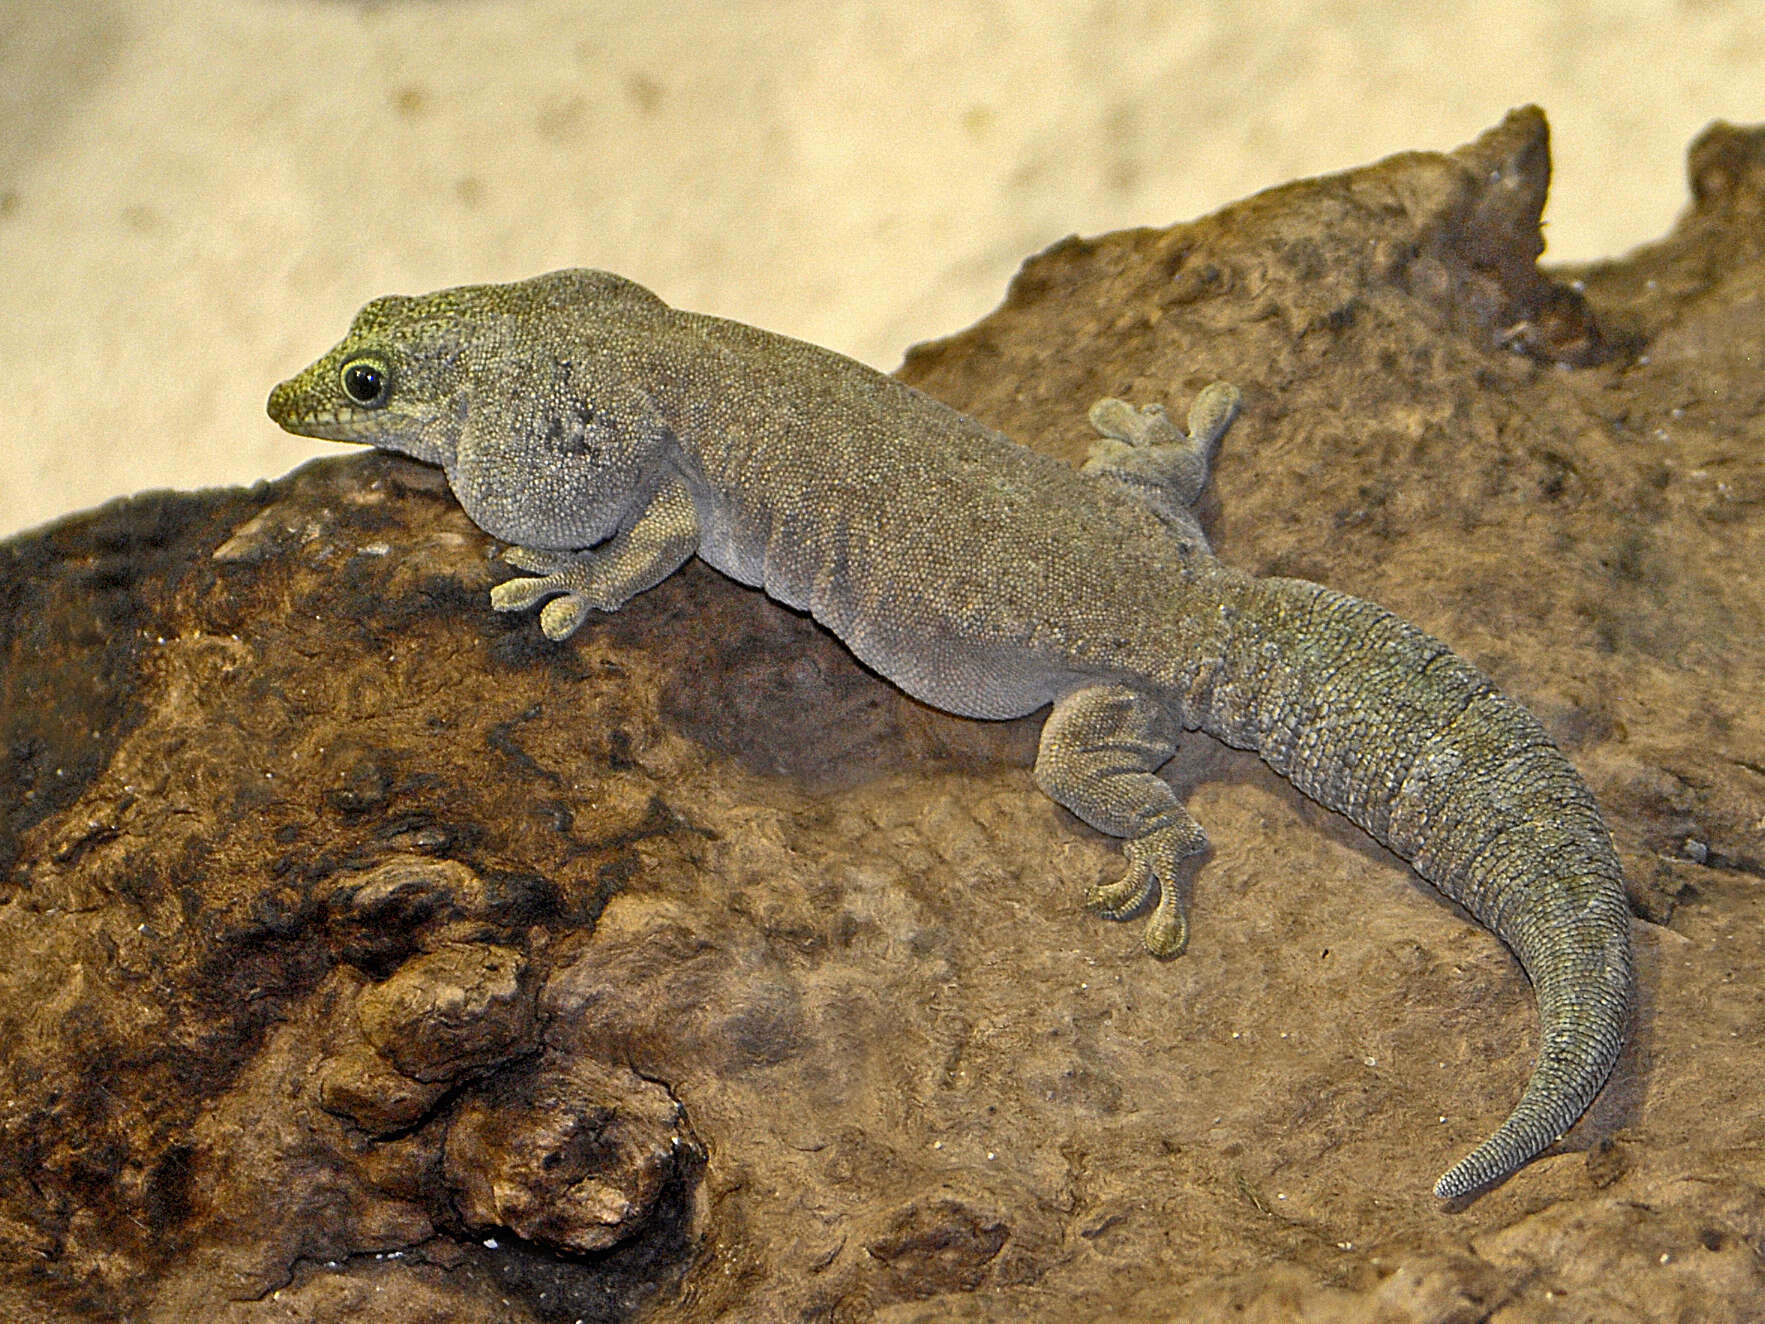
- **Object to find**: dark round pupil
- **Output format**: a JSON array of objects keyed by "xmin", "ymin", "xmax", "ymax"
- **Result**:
[{"xmin": 343, "ymin": 362, "xmax": 384, "ymax": 404}]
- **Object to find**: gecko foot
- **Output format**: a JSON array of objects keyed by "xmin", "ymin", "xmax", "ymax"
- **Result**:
[
  {"xmin": 491, "ymin": 547, "xmax": 599, "ymax": 640},
  {"xmin": 1087, "ymin": 383, "xmax": 1239, "ymax": 454},
  {"xmin": 1080, "ymin": 382, "xmax": 1239, "ymax": 532},
  {"xmin": 1086, "ymin": 823, "xmax": 1203, "ymax": 958}
]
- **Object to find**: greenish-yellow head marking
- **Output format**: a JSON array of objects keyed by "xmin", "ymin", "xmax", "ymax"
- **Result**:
[
  {"xmin": 268, "ymin": 269, "xmax": 673, "ymax": 469},
  {"xmin": 267, "ymin": 289, "xmax": 484, "ymax": 465}
]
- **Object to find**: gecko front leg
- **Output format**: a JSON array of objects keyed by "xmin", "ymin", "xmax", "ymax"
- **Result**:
[{"xmin": 491, "ymin": 473, "xmax": 701, "ymax": 640}]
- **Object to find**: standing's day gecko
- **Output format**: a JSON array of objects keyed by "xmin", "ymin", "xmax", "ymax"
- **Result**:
[{"xmin": 268, "ymin": 268, "xmax": 1633, "ymax": 1199}]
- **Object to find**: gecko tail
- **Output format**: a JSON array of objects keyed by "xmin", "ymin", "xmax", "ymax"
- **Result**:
[
  {"xmin": 1182, "ymin": 571, "xmax": 1634, "ymax": 1200},
  {"xmin": 1432, "ymin": 897, "xmax": 1632, "ymax": 1199},
  {"xmin": 1432, "ymin": 1052, "xmax": 1599, "ymax": 1199}
]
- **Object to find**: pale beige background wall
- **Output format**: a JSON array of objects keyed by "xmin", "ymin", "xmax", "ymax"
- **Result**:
[{"xmin": 2, "ymin": 0, "xmax": 1760, "ymax": 537}]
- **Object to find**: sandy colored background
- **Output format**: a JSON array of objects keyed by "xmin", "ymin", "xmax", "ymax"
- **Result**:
[{"xmin": 2, "ymin": 0, "xmax": 1761, "ymax": 538}]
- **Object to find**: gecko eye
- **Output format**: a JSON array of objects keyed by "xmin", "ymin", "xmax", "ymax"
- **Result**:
[{"xmin": 340, "ymin": 358, "xmax": 390, "ymax": 408}]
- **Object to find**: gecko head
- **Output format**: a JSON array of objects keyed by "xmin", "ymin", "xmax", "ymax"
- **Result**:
[{"xmin": 268, "ymin": 289, "xmax": 479, "ymax": 467}]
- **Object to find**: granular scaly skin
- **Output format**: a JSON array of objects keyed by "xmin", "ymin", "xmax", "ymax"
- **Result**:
[{"xmin": 268, "ymin": 268, "xmax": 1634, "ymax": 1199}]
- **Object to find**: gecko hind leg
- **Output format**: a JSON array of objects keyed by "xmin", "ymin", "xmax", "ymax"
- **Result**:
[{"xmin": 1034, "ymin": 683, "xmax": 1207, "ymax": 958}]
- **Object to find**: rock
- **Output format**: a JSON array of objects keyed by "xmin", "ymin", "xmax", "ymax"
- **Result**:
[
  {"xmin": 3, "ymin": 108, "xmax": 1762, "ymax": 1320},
  {"xmin": 355, "ymin": 942, "xmax": 537, "ymax": 1084},
  {"xmin": 443, "ymin": 1054, "xmax": 694, "ymax": 1255}
]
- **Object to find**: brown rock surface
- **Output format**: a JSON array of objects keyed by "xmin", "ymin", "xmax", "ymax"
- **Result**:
[{"xmin": 2, "ymin": 108, "xmax": 1761, "ymax": 1321}]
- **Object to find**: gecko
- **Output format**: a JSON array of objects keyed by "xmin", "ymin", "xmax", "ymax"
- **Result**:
[{"xmin": 267, "ymin": 268, "xmax": 1634, "ymax": 1200}]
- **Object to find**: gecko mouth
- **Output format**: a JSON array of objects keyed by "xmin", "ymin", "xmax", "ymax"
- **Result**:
[{"xmin": 266, "ymin": 381, "xmax": 380, "ymax": 443}]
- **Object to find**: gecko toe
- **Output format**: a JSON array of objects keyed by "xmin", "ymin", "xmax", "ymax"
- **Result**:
[
  {"xmin": 1142, "ymin": 886, "xmax": 1189, "ymax": 958},
  {"xmin": 1087, "ymin": 858, "xmax": 1156, "ymax": 917},
  {"xmin": 1184, "ymin": 381, "xmax": 1241, "ymax": 451},
  {"xmin": 1086, "ymin": 398, "xmax": 1182, "ymax": 447},
  {"xmin": 539, "ymin": 595, "xmax": 591, "ymax": 640},
  {"xmin": 491, "ymin": 576, "xmax": 559, "ymax": 613}
]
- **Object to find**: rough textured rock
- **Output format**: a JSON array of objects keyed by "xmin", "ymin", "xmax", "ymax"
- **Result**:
[{"xmin": 2, "ymin": 108, "xmax": 1762, "ymax": 1321}]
